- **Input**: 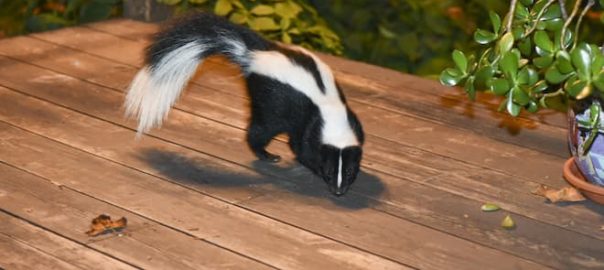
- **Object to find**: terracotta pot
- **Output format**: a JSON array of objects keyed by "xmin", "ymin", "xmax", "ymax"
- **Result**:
[
  {"xmin": 563, "ymin": 157, "xmax": 604, "ymax": 204},
  {"xmin": 567, "ymin": 104, "xmax": 604, "ymax": 187}
]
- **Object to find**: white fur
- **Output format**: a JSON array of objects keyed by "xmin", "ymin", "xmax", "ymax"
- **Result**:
[
  {"xmin": 248, "ymin": 49, "xmax": 359, "ymax": 148},
  {"xmin": 125, "ymin": 41, "xmax": 205, "ymax": 135},
  {"xmin": 337, "ymin": 150, "xmax": 343, "ymax": 188}
]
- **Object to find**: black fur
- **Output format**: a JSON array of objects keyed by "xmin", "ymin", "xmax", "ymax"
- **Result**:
[{"xmin": 142, "ymin": 12, "xmax": 364, "ymax": 196}]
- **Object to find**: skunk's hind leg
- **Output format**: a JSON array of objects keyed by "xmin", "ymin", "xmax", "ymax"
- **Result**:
[{"xmin": 247, "ymin": 121, "xmax": 281, "ymax": 163}]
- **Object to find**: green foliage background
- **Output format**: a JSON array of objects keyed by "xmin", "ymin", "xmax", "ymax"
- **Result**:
[
  {"xmin": 0, "ymin": 0, "xmax": 601, "ymax": 77},
  {"xmin": 0, "ymin": 0, "xmax": 121, "ymax": 37}
]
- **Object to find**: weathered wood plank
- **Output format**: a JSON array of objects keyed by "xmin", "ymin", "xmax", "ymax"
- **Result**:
[
  {"xmin": 0, "ymin": 162, "xmax": 274, "ymax": 270},
  {"xmin": 0, "ymin": 42, "xmax": 599, "ymax": 243},
  {"xmin": 0, "ymin": 212, "xmax": 135, "ymax": 270},
  {"xmin": 0, "ymin": 60, "xmax": 598, "ymax": 269},
  {"xmin": 0, "ymin": 121, "xmax": 408, "ymax": 270},
  {"xmin": 0, "ymin": 234, "xmax": 80, "ymax": 270},
  {"xmin": 1, "ymin": 24, "xmax": 600, "ymax": 268}
]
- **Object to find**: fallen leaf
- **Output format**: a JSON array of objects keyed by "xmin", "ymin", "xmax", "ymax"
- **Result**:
[
  {"xmin": 531, "ymin": 184, "xmax": 585, "ymax": 203},
  {"xmin": 86, "ymin": 214, "xmax": 127, "ymax": 237},
  {"xmin": 501, "ymin": 214, "xmax": 515, "ymax": 230},
  {"xmin": 481, "ymin": 203, "xmax": 501, "ymax": 212}
]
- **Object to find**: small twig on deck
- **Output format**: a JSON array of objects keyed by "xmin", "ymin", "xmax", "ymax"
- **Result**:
[{"xmin": 506, "ymin": 0, "xmax": 518, "ymax": 33}]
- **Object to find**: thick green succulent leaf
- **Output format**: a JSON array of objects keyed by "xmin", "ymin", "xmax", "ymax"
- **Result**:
[
  {"xmin": 526, "ymin": 100, "xmax": 539, "ymax": 113},
  {"xmin": 489, "ymin": 11, "xmax": 501, "ymax": 34},
  {"xmin": 541, "ymin": 3, "xmax": 561, "ymax": 20},
  {"xmin": 464, "ymin": 76, "xmax": 476, "ymax": 100},
  {"xmin": 474, "ymin": 29, "xmax": 498, "ymax": 44},
  {"xmin": 490, "ymin": 78, "xmax": 511, "ymax": 95},
  {"xmin": 498, "ymin": 32, "xmax": 515, "ymax": 54},
  {"xmin": 520, "ymin": 0, "xmax": 534, "ymax": 6},
  {"xmin": 515, "ymin": 6, "xmax": 530, "ymax": 20},
  {"xmin": 507, "ymin": 92, "xmax": 521, "ymax": 116},
  {"xmin": 518, "ymin": 38, "xmax": 532, "ymax": 56},
  {"xmin": 544, "ymin": 18, "xmax": 563, "ymax": 31},
  {"xmin": 594, "ymin": 70, "xmax": 604, "ymax": 91},
  {"xmin": 475, "ymin": 66, "xmax": 495, "ymax": 87},
  {"xmin": 555, "ymin": 29, "xmax": 573, "ymax": 50},
  {"xmin": 565, "ymin": 78, "xmax": 591, "ymax": 99},
  {"xmin": 571, "ymin": 43, "xmax": 593, "ymax": 80},
  {"xmin": 452, "ymin": 50, "xmax": 468, "ymax": 73},
  {"xmin": 534, "ymin": 55, "xmax": 554, "ymax": 68},
  {"xmin": 440, "ymin": 68, "xmax": 465, "ymax": 86},
  {"xmin": 513, "ymin": 86, "xmax": 531, "ymax": 106},
  {"xmin": 532, "ymin": 80, "xmax": 550, "ymax": 93},
  {"xmin": 534, "ymin": 31, "xmax": 554, "ymax": 54},
  {"xmin": 500, "ymin": 52, "xmax": 519, "ymax": 80},
  {"xmin": 591, "ymin": 51, "xmax": 604, "ymax": 76},
  {"xmin": 518, "ymin": 66, "xmax": 538, "ymax": 85},
  {"xmin": 556, "ymin": 50, "xmax": 574, "ymax": 74},
  {"xmin": 545, "ymin": 67, "xmax": 573, "ymax": 84}
]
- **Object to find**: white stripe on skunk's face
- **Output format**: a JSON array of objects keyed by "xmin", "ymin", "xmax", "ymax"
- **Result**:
[
  {"xmin": 320, "ymin": 145, "xmax": 362, "ymax": 196},
  {"xmin": 248, "ymin": 48, "xmax": 358, "ymax": 149}
]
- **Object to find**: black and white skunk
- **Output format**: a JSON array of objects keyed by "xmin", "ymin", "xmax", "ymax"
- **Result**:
[{"xmin": 125, "ymin": 13, "xmax": 364, "ymax": 196}]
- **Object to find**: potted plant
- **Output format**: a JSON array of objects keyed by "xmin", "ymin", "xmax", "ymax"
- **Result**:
[{"xmin": 439, "ymin": 0, "xmax": 604, "ymax": 203}]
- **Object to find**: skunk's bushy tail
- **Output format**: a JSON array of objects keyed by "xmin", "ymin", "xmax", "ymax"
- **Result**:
[{"xmin": 125, "ymin": 13, "xmax": 270, "ymax": 135}]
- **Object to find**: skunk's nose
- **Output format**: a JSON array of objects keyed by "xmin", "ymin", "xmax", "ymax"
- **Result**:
[{"xmin": 334, "ymin": 190, "xmax": 345, "ymax": 196}]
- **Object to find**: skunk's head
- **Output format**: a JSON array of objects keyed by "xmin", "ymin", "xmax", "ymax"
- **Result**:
[{"xmin": 318, "ymin": 145, "xmax": 363, "ymax": 196}]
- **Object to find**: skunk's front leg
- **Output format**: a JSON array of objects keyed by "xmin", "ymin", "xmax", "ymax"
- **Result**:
[{"xmin": 247, "ymin": 121, "xmax": 281, "ymax": 163}]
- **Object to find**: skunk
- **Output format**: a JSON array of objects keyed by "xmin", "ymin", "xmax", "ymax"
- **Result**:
[{"xmin": 125, "ymin": 12, "xmax": 364, "ymax": 196}]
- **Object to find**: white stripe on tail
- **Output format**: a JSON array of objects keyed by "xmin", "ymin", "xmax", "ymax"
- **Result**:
[{"xmin": 125, "ymin": 41, "xmax": 205, "ymax": 135}]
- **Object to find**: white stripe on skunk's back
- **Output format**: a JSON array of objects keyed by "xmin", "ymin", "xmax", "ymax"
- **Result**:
[{"xmin": 248, "ymin": 48, "xmax": 359, "ymax": 149}]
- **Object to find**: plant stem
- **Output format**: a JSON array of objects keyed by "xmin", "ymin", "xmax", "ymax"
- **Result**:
[
  {"xmin": 573, "ymin": 0, "xmax": 595, "ymax": 48},
  {"xmin": 506, "ymin": 0, "xmax": 518, "ymax": 33},
  {"xmin": 558, "ymin": 0, "xmax": 568, "ymax": 19},
  {"xmin": 523, "ymin": 0, "xmax": 557, "ymax": 38},
  {"xmin": 541, "ymin": 88, "xmax": 565, "ymax": 98},
  {"xmin": 560, "ymin": 0, "xmax": 582, "ymax": 50}
]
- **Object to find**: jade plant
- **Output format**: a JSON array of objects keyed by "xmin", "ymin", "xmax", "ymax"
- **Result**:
[{"xmin": 440, "ymin": 0, "xmax": 604, "ymax": 154}]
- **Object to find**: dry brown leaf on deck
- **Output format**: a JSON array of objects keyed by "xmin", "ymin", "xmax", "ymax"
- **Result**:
[
  {"xmin": 531, "ymin": 184, "xmax": 586, "ymax": 203},
  {"xmin": 85, "ymin": 214, "xmax": 127, "ymax": 237}
]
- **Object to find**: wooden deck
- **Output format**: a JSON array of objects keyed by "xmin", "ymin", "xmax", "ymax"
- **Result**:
[{"xmin": 0, "ymin": 19, "xmax": 603, "ymax": 270}]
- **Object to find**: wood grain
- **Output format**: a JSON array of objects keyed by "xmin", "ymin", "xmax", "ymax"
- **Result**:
[
  {"xmin": 0, "ymin": 60, "xmax": 599, "ymax": 269},
  {"xmin": 0, "ymin": 162, "xmax": 274, "ymax": 270},
  {"xmin": 0, "ymin": 211, "xmax": 135, "ymax": 270}
]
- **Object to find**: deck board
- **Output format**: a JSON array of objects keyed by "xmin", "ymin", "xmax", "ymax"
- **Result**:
[
  {"xmin": 0, "ymin": 63, "xmax": 601, "ymax": 269},
  {"xmin": 0, "ymin": 211, "xmax": 135, "ymax": 270},
  {"xmin": 0, "ymin": 19, "xmax": 603, "ymax": 269},
  {"xmin": 0, "ymin": 160, "xmax": 271, "ymax": 270}
]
